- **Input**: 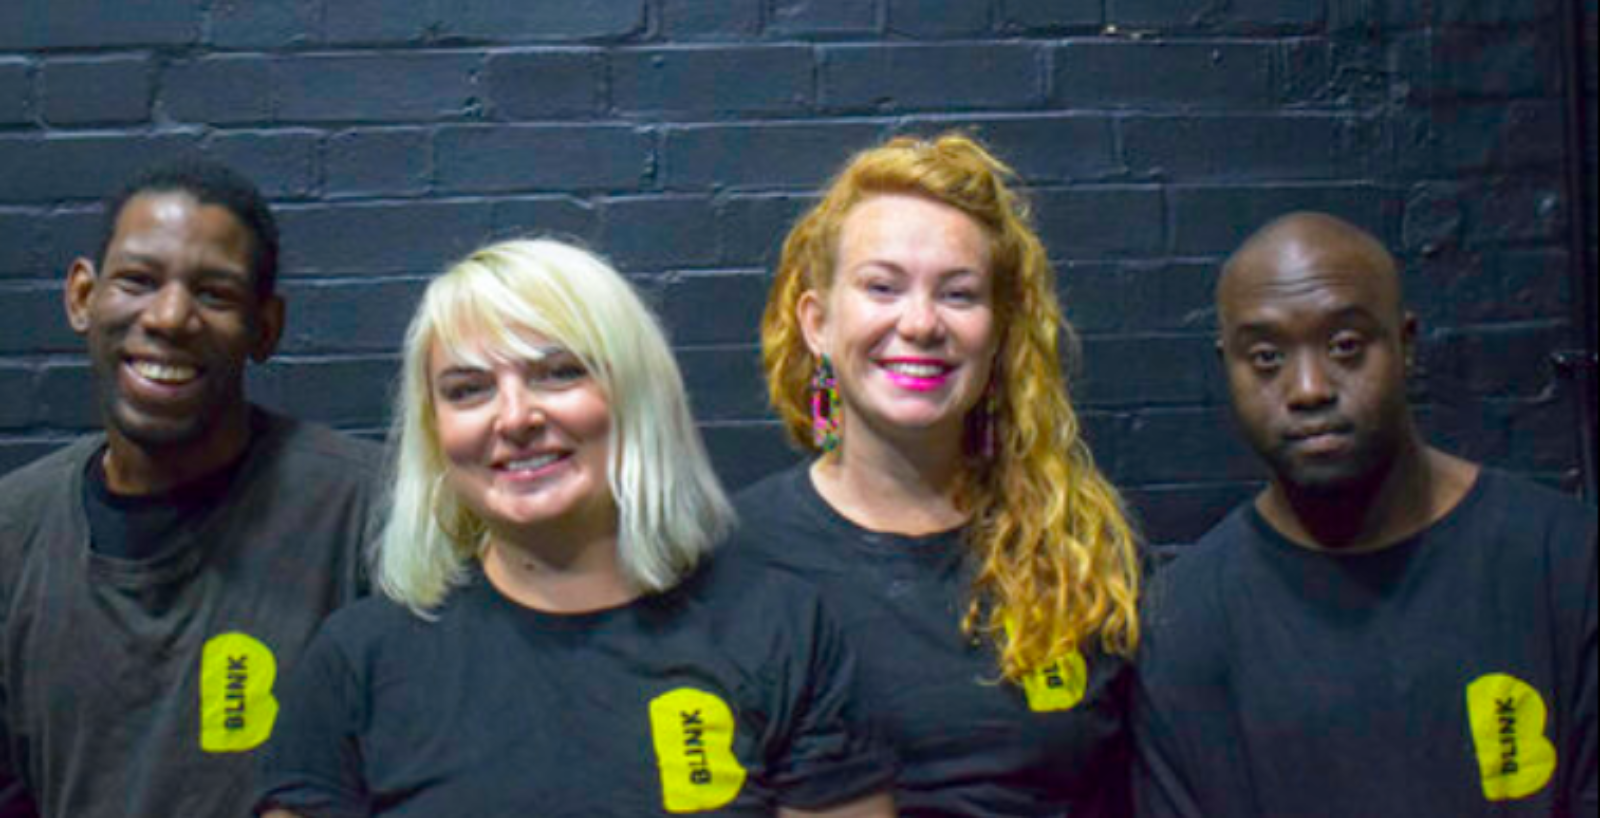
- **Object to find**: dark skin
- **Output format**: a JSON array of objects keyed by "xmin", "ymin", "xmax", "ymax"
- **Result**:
[
  {"xmin": 1216, "ymin": 212, "xmax": 1478, "ymax": 552},
  {"xmin": 63, "ymin": 191, "xmax": 284, "ymax": 496}
]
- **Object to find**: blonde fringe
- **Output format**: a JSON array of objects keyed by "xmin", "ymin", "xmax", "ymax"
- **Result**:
[{"xmin": 760, "ymin": 131, "xmax": 1140, "ymax": 682}]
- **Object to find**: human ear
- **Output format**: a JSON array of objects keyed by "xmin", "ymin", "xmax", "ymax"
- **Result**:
[
  {"xmin": 64, "ymin": 258, "xmax": 98, "ymax": 335},
  {"xmin": 251, "ymin": 294, "xmax": 286, "ymax": 363},
  {"xmin": 797, "ymin": 289, "xmax": 828, "ymax": 358}
]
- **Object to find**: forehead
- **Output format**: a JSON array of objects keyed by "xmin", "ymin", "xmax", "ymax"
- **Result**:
[
  {"xmin": 1220, "ymin": 241, "xmax": 1400, "ymax": 331},
  {"xmin": 428, "ymin": 324, "xmax": 565, "ymax": 371},
  {"xmin": 837, "ymin": 193, "xmax": 991, "ymax": 266},
  {"xmin": 109, "ymin": 192, "xmax": 254, "ymax": 268}
]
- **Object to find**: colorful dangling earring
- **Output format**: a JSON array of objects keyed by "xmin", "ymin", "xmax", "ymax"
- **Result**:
[
  {"xmin": 966, "ymin": 372, "xmax": 999, "ymax": 461},
  {"xmin": 810, "ymin": 354, "xmax": 841, "ymax": 453},
  {"xmin": 981, "ymin": 380, "xmax": 998, "ymax": 460}
]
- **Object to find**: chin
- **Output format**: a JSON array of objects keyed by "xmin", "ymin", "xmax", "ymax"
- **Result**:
[
  {"xmin": 1275, "ymin": 459, "xmax": 1381, "ymax": 498},
  {"xmin": 108, "ymin": 408, "xmax": 214, "ymax": 451}
]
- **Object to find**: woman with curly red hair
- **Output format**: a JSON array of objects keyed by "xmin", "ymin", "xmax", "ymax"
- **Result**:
[{"xmin": 735, "ymin": 132, "xmax": 1141, "ymax": 816}]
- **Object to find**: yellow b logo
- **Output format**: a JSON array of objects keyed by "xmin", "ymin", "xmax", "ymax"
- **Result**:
[
  {"xmin": 1466, "ymin": 673, "xmax": 1557, "ymax": 801},
  {"xmin": 649, "ymin": 688, "xmax": 748, "ymax": 813},
  {"xmin": 1005, "ymin": 619, "xmax": 1089, "ymax": 712},
  {"xmin": 199, "ymin": 632, "xmax": 279, "ymax": 753},
  {"xmin": 1020, "ymin": 650, "xmax": 1089, "ymax": 712}
]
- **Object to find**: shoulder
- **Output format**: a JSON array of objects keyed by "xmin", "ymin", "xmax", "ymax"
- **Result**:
[
  {"xmin": 1146, "ymin": 506, "xmax": 1252, "ymax": 613},
  {"xmin": 254, "ymin": 410, "xmax": 383, "ymax": 476},
  {"xmin": 0, "ymin": 436, "xmax": 99, "ymax": 551},
  {"xmin": 682, "ymin": 550, "xmax": 827, "ymax": 616},
  {"xmin": 312, "ymin": 591, "xmax": 439, "ymax": 658},
  {"xmin": 0, "ymin": 436, "xmax": 99, "ymax": 509},
  {"xmin": 1441, "ymin": 469, "xmax": 1597, "ymax": 576},
  {"xmin": 1470, "ymin": 469, "xmax": 1595, "ymax": 532},
  {"xmin": 730, "ymin": 464, "xmax": 806, "ymax": 517},
  {"xmin": 243, "ymin": 411, "xmax": 384, "ymax": 513},
  {"xmin": 1138, "ymin": 504, "xmax": 1256, "ymax": 670},
  {"xmin": 1457, "ymin": 469, "xmax": 1597, "ymax": 601},
  {"xmin": 670, "ymin": 552, "xmax": 837, "ymax": 647},
  {"xmin": 726, "ymin": 464, "xmax": 853, "ymax": 574}
]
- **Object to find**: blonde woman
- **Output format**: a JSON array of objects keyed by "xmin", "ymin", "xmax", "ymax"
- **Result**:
[
  {"xmin": 255, "ymin": 239, "xmax": 895, "ymax": 817},
  {"xmin": 737, "ymin": 133, "xmax": 1140, "ymax": 815}
]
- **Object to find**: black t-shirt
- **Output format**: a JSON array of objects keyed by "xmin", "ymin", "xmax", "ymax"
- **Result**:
[
  {"xmin": 0, "ymin": 411, "xmax": 381, "ymax": 818},
  {"xmin": 255, "ymin": 553, "xmax": 896, "ymax": 817},
  {"xmin": 1131, "ymin": 469, "xmax": 1599, "ymax": 818},
  {"xmin": 81, "ymin": 414, "xmax": 258, "ymax": 561},
  {"xmin": 731, "ymin": 465, "xmax": 1133, "ymax": 817}
]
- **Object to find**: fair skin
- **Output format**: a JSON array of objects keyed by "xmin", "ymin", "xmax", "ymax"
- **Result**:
[
  {"xmin": 63, "ymin": 191, "xmax": 283, "ymax": 495},
  {"xmin": 269, "ymin": 331, "xmax": 899, "ymax": 818},
  {"xmin": 1218, "ymin": 212, "xmax": 1478, "ymax": 552},
  {"xmin": 798, "ymin": 193, "xmax": 998, "ymax": 535},
  {"xmin": 429, "ymin": 334, "xmax": 633, "ymax": 613}
]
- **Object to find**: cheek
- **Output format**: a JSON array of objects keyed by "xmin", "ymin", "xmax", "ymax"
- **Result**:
[
  {"xmin": 433, "ymin": 408, "xmax": 488, "ymax": 467},
  {"xmin": 965, "ymin": 311, "xmax": 998, "ymax": 357},
  {"xmin": 1227, "ymin": 377, "xmax": 1280, "ymax": 430},
  {"xmin": 831, "ymin": 299, "xmax": 892, "ymax": 349},
  {"xmin": 557, "ymin": 390, "xmax": 615, "ymax": 448}
]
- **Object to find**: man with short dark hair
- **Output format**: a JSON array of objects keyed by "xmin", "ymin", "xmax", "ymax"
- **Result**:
[
  {"xmin": 1132, "ymin": 212, "xmax": 1596, "ymax": 817},
  {"xmin": 0, "ymin": 158, "xmax": 381, "ymax": 818}
]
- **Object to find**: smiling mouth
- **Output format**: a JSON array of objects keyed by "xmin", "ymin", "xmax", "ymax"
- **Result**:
[
  {"xmin": 879, "ymin": 360, "xmax": 953, "ymax": 392},
  {"xmin": 882, "ymin": 361, "xmax": 949, "ymax": 378},
  {"xmin": 127, "ymin": 358, "xmax": 200, "ymax": 386},
  {"xmin": 500, "ymin": 452, "xmax": 567, "ymax": 473}
]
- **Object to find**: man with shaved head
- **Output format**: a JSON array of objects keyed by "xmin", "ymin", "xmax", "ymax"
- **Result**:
[{"xmin": 1131, "ymin": 212, "xmax": 1596, "ymax": 817}]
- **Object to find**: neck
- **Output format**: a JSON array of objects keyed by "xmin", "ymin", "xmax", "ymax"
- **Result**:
[
  {"xmin": 101, "ymin": 406, "xmax": 254, "ymax": 496},
  {"xmin": 481, "ymin": 523, "xmax": 636, "ymax": 613},
  {"xmin": 811, "ymin": 423, "xmax": 968, "ymax": 535},
  {"xmin": 1259, "ymin": 442, "xmax": 1479, "ymax": 553}
]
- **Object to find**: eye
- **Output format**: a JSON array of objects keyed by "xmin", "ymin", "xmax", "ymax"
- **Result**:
[
  {"xmin": 1329, "ymin": 332, "xmax": 1367, "ymax": 361},
  {"xmin": 195, "ymin": 285, "xmax": 247, "ymax": 308},
  {"xmin": 941, "ymin": 286, "xmax": 977, "ymax": 305},
  {"xmin": 437, "ymin": 377, "xmax": 491, "ymax": 404},
  {"xmin": 112, "ymin": 271, "xmax": 158, "ymax": 293},
  {"xmin": 527, "ymin": 355, "xmax": 590, "ymax": 390},
  {"xmin": 1246, "ymin": 345, "xmax": 1283, "ymax": 372},
  {"xmin": 856, "ymin": 273, "xmax": 901, "ymax": 298}
]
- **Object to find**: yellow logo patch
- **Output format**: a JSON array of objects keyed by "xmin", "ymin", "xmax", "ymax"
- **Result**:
[
  {"xmin": 198, "ymin": 632, "xmax": 280, "ymax": 753},
  {"xmin": 1020, "ymin": 650, "xmax": 1089, "ymax": 712},
  {"xmin": 649, "ymin": 688, "xmax": 748, "ymax": 813},
  {"xmin": 1005, "ymin": 619, "xmax": 1089, "ymax": 712},
  {"xmin": 1466, "ymin": 673, "xmax": 1557, "ymax": 801}
]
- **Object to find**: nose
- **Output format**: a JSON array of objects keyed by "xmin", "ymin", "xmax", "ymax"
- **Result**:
[
  {"xmin": 141, "ymin": 283, "xmax": 201, "ymax": 337},
  {"xmin": 897, "ymin": 292, "xmax": 945, "ymax": 344},
  {"xmin": 493, "ymin": 380, "xmax": 546, "ymax": 440},
  {"xmin": 1285, "ymin": 351, "xmax": 1336, "ymax": 411}
]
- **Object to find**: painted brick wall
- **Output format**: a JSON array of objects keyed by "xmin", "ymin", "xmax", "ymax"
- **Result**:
[{"xmin": 0, "ymin": 0, "xmax": 1591, "ymax": 544}]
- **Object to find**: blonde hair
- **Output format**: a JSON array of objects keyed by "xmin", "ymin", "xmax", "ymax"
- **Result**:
[
  {"xmin": 761, "ymin": 132, "xmax": 1141, "ymax": 679},
  {"xmin": 377, "ymin": 238, "xmax": 734, "ymax": 615}
]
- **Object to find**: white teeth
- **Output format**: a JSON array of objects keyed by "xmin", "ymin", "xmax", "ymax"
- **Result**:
[
  {"xmin": 505, "ymin": 453, "xmax": 561, "ymax": 471},
  {"xmin": 884, "ymin": 362, "xmax": 944, "ymax": 377},
  {"xmin": 131, "ymin": 360, "xmax": 197, "ymax": 384}
]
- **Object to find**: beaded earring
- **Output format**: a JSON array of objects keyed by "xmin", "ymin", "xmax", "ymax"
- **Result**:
[
  {"xmin": 966, "ymin": 372, "xmax": 999, "ymax": 461},
  {"xmin": 810, "ymin": 354, "xmax": 842, "ymax": 453}
]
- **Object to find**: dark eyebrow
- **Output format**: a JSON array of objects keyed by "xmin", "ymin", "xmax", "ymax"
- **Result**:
[
  {"xmin": 110, "ymin": 252, "xmax": 251, "ymax": 280},
  {"xmin": 1228, "ymin": 304, "xmax": 1384, "ymax": 340},
  {"xmin": 433, "ymin": 364, "xmax": 488, "ymax": 381},
  {"xmin": 1325, "ymin": 304, "xmax": 1385, "ymax": 327}
]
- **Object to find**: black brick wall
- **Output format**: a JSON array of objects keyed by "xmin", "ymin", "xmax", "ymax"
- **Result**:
[{"xmin": 1, "ymin": 0, "xmax": 1592, "ymax": 544}]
